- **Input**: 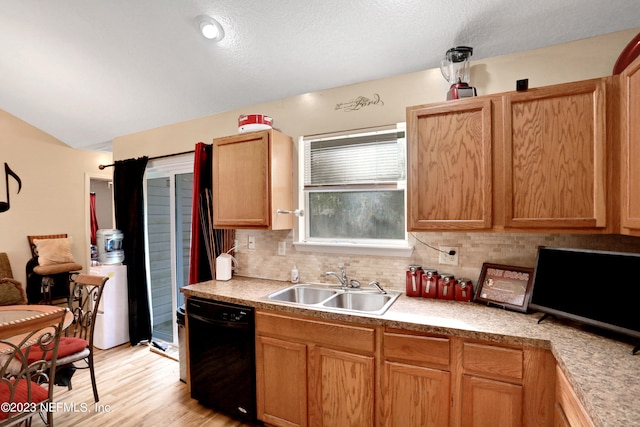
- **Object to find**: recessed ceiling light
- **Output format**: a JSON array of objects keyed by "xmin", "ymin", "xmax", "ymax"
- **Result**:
[{"xmin": 195, "ymin": 15, "xmax": 224, "ymax": 41}]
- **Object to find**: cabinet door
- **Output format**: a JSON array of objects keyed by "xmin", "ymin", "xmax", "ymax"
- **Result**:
[
  {"xmin": 554, "ymin": 403, "xmax": 572, "ymax": 427},
  {"xmin": 621, "ymin": 55, "xmax": 640, "ymax": 232},
  {"xmin": 503, "ymin": 79, "xmax": 607, "ymax": 229},
  {"xmin": 461, "ymin": 375, "xmax": 523, "ymax": 427},
  {"xmin": 213, "ymin": 131, "xmax": 270, "ymax": 228},
  {"xmin": 256, "ymin": 335, "xmax": 308, "ymax": 427},
  {"xmin": 407, "ymin": 98, "xmax": 493, "ymax": 230},
  {"xmin": 383, "ymin": 361, "xmax": 450, "ymax": 427},
  {"xmin": 554, "ymin": 366, "xmax": 595, "ymax": 427},
  {"xmin": 309, "ymin": 346, "xmax": 374, "ymax": 427}
]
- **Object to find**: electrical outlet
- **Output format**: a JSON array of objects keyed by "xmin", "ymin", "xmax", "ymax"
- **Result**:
[
  {"xmin": 278, "ymin": 241, "xmax": 286, "ymax": 256},
  {"xmin": 248, "ymin": 235, "xmax": 256, "ymax": 250},
  {"xmin": 234, "ymin": 239, "xmax": 240, "ymax": 253},
  {"xmin": 439, "ymin": 246, "xmax": 459, "ymax": 266}
]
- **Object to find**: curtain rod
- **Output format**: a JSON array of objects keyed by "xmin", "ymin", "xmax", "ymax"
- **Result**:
[{"xmin": 98, "ymin": 149, "xmax": 196, "ymax": 170}]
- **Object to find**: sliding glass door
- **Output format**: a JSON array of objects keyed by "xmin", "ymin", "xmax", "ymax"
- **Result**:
[{"xmin": 145, "ymin": 156, "xmax": 193, "ymax": 345}]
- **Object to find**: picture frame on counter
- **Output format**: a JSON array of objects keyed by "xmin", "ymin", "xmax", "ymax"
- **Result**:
[{"xmin": 474, "ymin": 263, "xmax": 534, "ymax": 313}]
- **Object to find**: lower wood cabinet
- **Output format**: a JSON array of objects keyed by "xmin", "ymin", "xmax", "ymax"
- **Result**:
[
  {"xmin": 256, "ymin": 311, "xmax": 557, "ymax": 427},
  {"xmin": 460, "ymin": 375, "xmax": 522, "ymax": 427},
  {"xmin": 255, "ymin": 310, "xmax": 376, "ymax": 427},
  {"xmin": 459, "ymin": 341, "xmax": 524, "ymax": 426},
  {"xmin": 554, "ymin": 365, "xmax": 595, "ymax": 427},
  {"xmin": 457, "ymin": 340, "xmax": 555, "ymax": 427},
  {"xmin": 383, "ymin": 362, "xmax": 450, "ymax": 427},
  {"xmin": 381, "ymin": 330, "xmax": 451, "ymax": 427},
  {"xmin": 309, "ymin": 346, "xmax": 374, "ymax": 426},
  {"xmin": 256, "ymin": 335, "xmax": 308, "ymax": 427}
]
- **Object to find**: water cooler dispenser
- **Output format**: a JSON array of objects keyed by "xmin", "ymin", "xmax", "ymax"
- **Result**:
[
  {"xmin": 91, "ymin": 229, "xmax": 129, "ymax": 349},
  {"xmin": 96, "ymin": 229, "xmax": 124, "ymax": 264}
]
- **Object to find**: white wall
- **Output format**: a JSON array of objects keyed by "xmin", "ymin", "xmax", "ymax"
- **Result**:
[
  {"xmin": 0, "ymin": 109, "xmax": 112, "ymax": 285},
  {"xmin": 113, "ymin": 29, "xmax": 639, "ymax": 160}
]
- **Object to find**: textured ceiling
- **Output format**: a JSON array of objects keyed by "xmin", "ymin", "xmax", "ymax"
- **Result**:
[{"xmin": 1, "ymin": 0, "xmax": 639, "ymax": 150}]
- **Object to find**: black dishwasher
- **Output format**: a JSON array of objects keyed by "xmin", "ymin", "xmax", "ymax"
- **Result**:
[{"xmin": 187, "ymin": 297, "xmax": 257, "ymax": 423}]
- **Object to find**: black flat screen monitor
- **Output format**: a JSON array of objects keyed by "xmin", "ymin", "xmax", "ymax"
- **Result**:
[{"xmin": 529, "ymin": 246, "xmax": 640, "ymax": 340}]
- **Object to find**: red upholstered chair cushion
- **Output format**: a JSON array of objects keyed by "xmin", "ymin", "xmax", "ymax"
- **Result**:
[
  {"xmin": 0, "ymin": 379, "xmax": 48, "ymax": 420},
  {"xmin": 27, "ymin": 337, "xmax": 87, "ymax": 363}
]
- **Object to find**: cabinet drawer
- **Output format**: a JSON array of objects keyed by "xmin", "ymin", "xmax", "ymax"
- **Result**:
[
  {"xmin": 384, "ymin": 331, "xmax": 449, "ymax": 369},
  {"xmin": 256, "ymin": 310, "xmax": 375, "ymax": 354},
  {"xmin": 462, "ymin": 342, "xmax": 523, "ymax": 381}
]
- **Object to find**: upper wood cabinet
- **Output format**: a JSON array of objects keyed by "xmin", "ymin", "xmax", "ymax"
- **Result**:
[
  {"xmin": 407, "ymin": 98, "xmax": 493, "ymax": 231},
  {"xmin": 620, "ymin": 54, "xmax": 640, "ymax": 234},
  {"xmin": 407, "ymin": 77, "xmax": 616, "ymax": 233},
  {"xmin": 212, "ymin": 129, "xmax": 293, "ymax": 230},
  {"xmin": 502, "ymin": 79, "xmax": 608, "ymax": 229}
]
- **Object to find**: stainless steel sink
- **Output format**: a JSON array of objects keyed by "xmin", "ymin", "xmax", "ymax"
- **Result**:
[
  {"xmin": 266, "ymin": 284, "xmax": 400, "ymax": 315},
  {"xmin": 321, "ymin": 292, "xmax": 395, "ymax": 313},
  {"xmin": 268, "ymin": 285, "xmax": 338, "ymax": 304}
]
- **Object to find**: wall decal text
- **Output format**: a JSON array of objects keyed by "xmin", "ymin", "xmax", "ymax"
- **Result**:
[{"xmin": 335, "ymin": 93, "xmax": 384, "ymax": 112}]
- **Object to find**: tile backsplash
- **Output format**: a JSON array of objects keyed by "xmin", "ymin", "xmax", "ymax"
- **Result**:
[{"xmin": 233, "ymin": 230, "xmax": 640, "ymax": 293}]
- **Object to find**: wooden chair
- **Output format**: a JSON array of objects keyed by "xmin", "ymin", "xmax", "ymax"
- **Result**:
[
  {"xmin": 25, "ymin": 235, "xmax": 82, "ymax": 305},
  {"xmin": 56, "ymin": 274, "xmax": 108, "ymax": 403},
  {"xmin": 0, "ymin": 307, "xmax": 67, "ymax": 426},
  {"xmin": 0, "ymin": 254, "xmax": 27, "ymax": 306}
]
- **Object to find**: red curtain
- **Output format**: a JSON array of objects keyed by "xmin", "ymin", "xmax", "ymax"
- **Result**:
[
  {"xmin": 90, "ymin": 192, "xmax": 99, "ymax": 245},
  {"xmin": 188, "ymin": 143, "xmax": 213, "ymax": 285}
]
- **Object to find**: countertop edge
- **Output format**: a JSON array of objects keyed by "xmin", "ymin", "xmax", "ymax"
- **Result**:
[{"xmin": 182, "ymin": 277, "xmax": 640, "ymax": 427}]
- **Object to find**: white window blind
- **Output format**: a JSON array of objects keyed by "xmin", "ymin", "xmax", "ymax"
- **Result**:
[{"xmin": 304, "ymin": 127, "xmax": 406, "ymax": 187}]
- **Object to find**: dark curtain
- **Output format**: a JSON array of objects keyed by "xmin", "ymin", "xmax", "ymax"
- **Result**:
[
  {"xmin": 188, "ymin": 143, "xmax": 213, "ymax": 284},
  {"xmin": 113, "ymin": 156, "xmax": 151, "ymax": 346}
]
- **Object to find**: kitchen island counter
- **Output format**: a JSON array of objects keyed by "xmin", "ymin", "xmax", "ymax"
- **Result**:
[{"xmin": 182, "ymin": 277, "xmax": 640, "ymax": 427}]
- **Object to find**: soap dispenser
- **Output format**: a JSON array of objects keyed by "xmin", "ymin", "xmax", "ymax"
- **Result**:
[{"xmin": 291, "ymin": 263, "xmax": 299, "ymax": 284}]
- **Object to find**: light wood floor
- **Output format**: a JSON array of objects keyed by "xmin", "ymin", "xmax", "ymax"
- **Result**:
[{"xmin": 33, "ymin": 343, "xmax": 260, "ymax": 427}]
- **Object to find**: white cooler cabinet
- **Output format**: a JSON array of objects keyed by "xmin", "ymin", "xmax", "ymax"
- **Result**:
[{"xmin": 89, "ymin": 264, "xmax": 129, "ymax": 349}]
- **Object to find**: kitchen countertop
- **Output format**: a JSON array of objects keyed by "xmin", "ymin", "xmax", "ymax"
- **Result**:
[{"xmin": 182, "ymin": 276, "xmax": 640, "ymax": 427}]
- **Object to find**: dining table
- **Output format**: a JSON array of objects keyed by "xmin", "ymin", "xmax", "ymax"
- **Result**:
[{"xmin": 0, "ymin": 304, "xmax": 74, "ymax": 344}]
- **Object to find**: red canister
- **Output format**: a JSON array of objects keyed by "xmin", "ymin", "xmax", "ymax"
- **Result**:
[
  {"xmin": 437, "ymin": 274, "xmax": 455, "ymax": 300},
  {"xmin": 406, "ymin": 265, "xmax": 423, "ymax": 297},
  {"xmin": 454, "ymin": 278, "xmax": 473, "ymax": 302},
  {"xmin": 421, "ymin": 269, "xmax": 439, "ymax": 298},
  {"xmin": 238, "ymin": 114, "xmax": 273, "ymax": 133}
]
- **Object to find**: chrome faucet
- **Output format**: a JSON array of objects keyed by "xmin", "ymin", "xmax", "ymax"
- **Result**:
[
  {"xmin": 326, "ymin": 265, "xmax": 350, "ymax": 288},
  {"xmin": 368, "ymin": 280, "xmax": 387, "ymax": 294}
]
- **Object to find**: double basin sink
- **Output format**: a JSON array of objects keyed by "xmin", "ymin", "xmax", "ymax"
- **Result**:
[{"xmin": 267, "ymin": 284, "xmax": 401, "ymax": 315}]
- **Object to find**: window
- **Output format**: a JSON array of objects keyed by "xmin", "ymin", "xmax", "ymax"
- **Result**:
[{"xmin": 297, "ymin": 123, "xmax": 411, "ymax": 256}]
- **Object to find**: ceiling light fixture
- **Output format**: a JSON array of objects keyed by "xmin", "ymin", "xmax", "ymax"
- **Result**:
[{"xmin": 195, "ymin": 15, "xmax": 224, "ymax": 41}]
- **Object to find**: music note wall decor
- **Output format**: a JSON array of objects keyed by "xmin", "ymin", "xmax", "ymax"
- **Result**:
[{"xmin": 0, "ymin": 162, "xmax": 22, "ymax": 213}]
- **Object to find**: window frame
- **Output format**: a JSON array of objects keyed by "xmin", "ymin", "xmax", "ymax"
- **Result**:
[{"xmin": 294, "ymin": 123, "xmax": 413, "ymax": 257}]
